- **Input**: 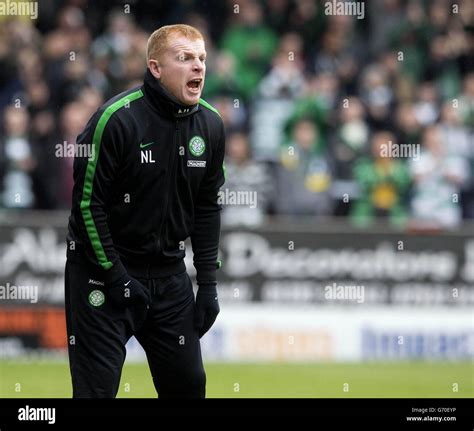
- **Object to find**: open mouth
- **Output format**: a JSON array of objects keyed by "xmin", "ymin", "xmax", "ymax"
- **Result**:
[{"xmin": 186, "ymin": 78, "xmax": 202, "ymax": 92}]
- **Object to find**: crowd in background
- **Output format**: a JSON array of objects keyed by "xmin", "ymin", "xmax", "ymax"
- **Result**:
[{"xmin": 0, "ymin": 0, "xmax": 472, "ymax": 228}]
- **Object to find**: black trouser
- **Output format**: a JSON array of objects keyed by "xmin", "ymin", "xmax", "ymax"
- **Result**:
[{"xmin": 64, "ymin": 259, "xmax": 206, "ymax": 398}]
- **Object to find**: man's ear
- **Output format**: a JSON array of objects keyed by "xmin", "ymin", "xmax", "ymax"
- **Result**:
[{"xmin": 148, "ymin": 59, "xmax": 161, "ymax": 79}]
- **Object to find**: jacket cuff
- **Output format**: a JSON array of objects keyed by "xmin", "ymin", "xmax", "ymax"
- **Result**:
[
  {"xmin": 195, "ymin": 261, "xmax": 221, "ymax": 284},
  {"xmin": 197, "ymin": 282, "xmax": 218, "ymax": 293}
]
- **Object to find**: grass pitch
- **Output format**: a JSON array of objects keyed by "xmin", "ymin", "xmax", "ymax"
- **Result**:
[{"xmin": 0, "ymin": 360, "xmax": 472, "ymax": 398}]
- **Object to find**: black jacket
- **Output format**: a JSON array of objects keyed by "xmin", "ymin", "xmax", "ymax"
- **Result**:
[{"xmin": 67, "ymin": 69, "xmax": 225, "ymax": 284}]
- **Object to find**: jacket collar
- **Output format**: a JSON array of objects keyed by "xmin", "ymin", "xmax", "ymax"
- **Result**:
[{"xmin": 143, "ymin": 68, "xmax": 199, "ymax": 119}]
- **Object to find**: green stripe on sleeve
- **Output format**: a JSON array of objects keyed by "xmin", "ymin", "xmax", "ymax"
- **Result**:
[{"xmin": 80, "ymin": 89, "xmax": 143, "ymax": 270}]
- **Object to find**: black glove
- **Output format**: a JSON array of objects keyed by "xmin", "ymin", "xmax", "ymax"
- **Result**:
[
  {"xmin": 194, "ymin": 283, "xmax": 220, "ymax": 338},
  {"xmin": 107, "ymin": 274, "xmax": 151, "ymax": 327}
]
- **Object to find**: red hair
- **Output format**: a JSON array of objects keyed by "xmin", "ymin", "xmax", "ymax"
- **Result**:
[{"xmin": 147, "ymin": 24, "xmax": 204, "ymax": 62}]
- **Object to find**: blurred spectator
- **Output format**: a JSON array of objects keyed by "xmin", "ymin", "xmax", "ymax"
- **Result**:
[
  {"xmin": 43, "ymin": 6, "xmax": 90, "ymax": 62},
  {"xmin": 425, "ymin": 34, "xmax": 463, "ymax": 99},
  {"xmin": 25, "ymin": 79, "xmax": 51, "ymax": 115},
  {"xmin": 368, "ymin": 0, "xmax": 405, "ymax": 56},
  {"xmin": 276, "ymin": 118, "xmax": 333, "ymax": 216},
  {"xmin": 30, "ymin": 109, "xmax": 57, "ymax": 209},
  {"xmin": 213, "ymin": 95, "xmax": 247, "ymax": 131},
  {"xmin": 90, "ymin": 9, "xmax": 147, "ymax": 94},
  {"xmin": 414, "ymin": 82, "xmax": 439, "ymax": 126},
  {"xmin": 263, "ymin": 0, "xmax": 292, "ymax": 36},
  {"xmin": 222, "ymin": 131, "xmax": 273, "ymax": 226},
  {"xmin": 410, "ymin": 125, "xmax": 469, "ymax": 228},
  {"xmin": 395, "ymin": 103, "xmax": 422, "ymax": 148},
  {"xmin": 463, "ymin": 144, "xmax": 474, "ymax": 220},
  {"xmin": 305, "ymin": 72, "xmax": 341, "ymax": 113},
  {"xmin": 458, "ymin": 73, "xmax": 474, "ymax": 128},
  {"xmin": 288, "ymin": 0, "xmax": 326, "ymax": 55},
  {"xmin": 332, "ymin": 97, "xmax": 370, "ymax": 179},
  {"xmin": 220, "ymin": 0, "xmax": 278, "ymax": 100},
  {"xmin": 204, "ymin": 52, "xmax": 243, "ymax": 99},
  {"xmin": 388, "ymin": 0, "xmax": 429, "ymax": 83},
  {"xmin": 359, "ymin": 64, "xmax": 394, "ymax": 130},
  {"xmin": 258, "ymin": 32, "xmax": 305, "ymax": 99},
  {"xmin": 55, "ymin": 53, "xmax": 90, "ymax": 106},
  {"xmin": 0, "ymin": 106, "xmax": 36, "ymax": 208},
  {"xmin": 55, "ymin": 101, "xmax": 91, "ymax": 209},
  {"xmin": 351, "ymin": 131, "xmax": 411, "ymax": 227},
  {"xmin": 91, "ymin": 10, "xmax": 134, "ymax": 78},
  {"xmin": 77, "ymin": 86, "xmax": 104, "ymax": 119},
  {"xmin": 439, "ymin": 101, "xmax": 471, "ymax": 158},
  {"xmin": 330, "ymin": 97, "xmax": 370, "ymax": 215},
  {"xmin": 248, "ymin": 32, "xmax": 306, "ymax": 160},
  {"xmin": 309, "ymin": 14, "xmax": 363, "ymax": 95}
]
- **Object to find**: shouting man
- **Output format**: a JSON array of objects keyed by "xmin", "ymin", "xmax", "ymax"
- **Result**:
[{"xmin": 65, "ymin": 24, "xmax": 225, "ymax": 398}]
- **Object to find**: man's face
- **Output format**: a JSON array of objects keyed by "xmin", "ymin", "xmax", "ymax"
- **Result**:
[{"xmin": 152, "ymin": 36, "xmax": 206, "ymax": 106}]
